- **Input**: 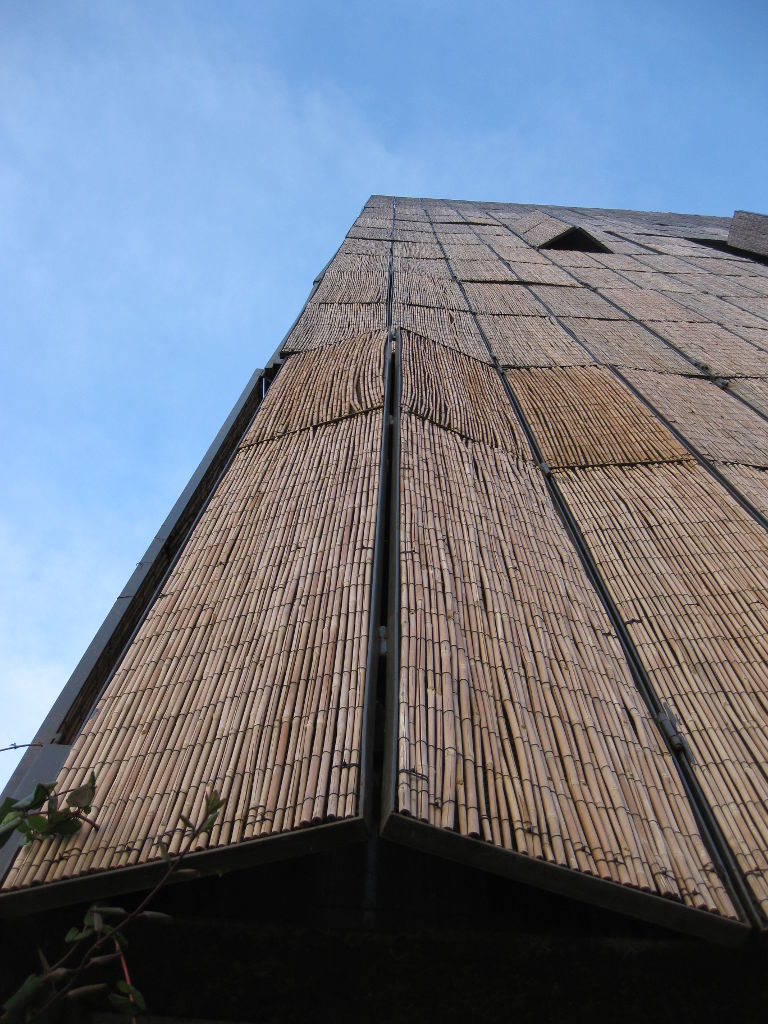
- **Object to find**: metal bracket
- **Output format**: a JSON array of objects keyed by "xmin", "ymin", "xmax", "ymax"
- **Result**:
[{"xmin": 659, "ymin": 702, "xmax": 696, "ymax": 765}]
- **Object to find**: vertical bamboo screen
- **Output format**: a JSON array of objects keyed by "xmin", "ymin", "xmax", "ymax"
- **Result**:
[
  {"xmin": 396, "ymin": 405, "xmax": 734, "ymax": 914},
  {"xmin": 557, "ymin": 463, "xmax": 768, "ymax": 912},
  {"xmin": 7, "ymin": 193, "xmax": 768, "ymax": 926},
  {"xmin": 3, "ymin": 334, "xmax": 386, "ymax": 890}
]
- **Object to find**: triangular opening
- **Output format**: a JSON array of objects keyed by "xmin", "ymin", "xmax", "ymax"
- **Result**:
[{"xmin": 540, "ymin": 226, "xmax": 611, "ymax": 253}]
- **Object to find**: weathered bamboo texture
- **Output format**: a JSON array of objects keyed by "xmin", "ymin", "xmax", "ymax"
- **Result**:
[
  {"xmin": 391, "ymin": 303, "xmax": 490, "ymax": 363},
  {"xmin": 664, "ymin": 272, "xmax": 761, "ymax": 298},
  {"xmin": 350, "ymin": 219, "xmax": 391, "ymax": 235},
  {"xmin": 589, "ymin": 288, "xmax": 700, "ymax": 323},
  {"xmin": 244, "ymin": 332, "xmax": 386, "ymax": 446},
  {"xmin": 669, "ymin": 292, "xmax": 766, "ymax": 329},
  {"xmin": 282, "ymin": 302, "xmax": 385, "ymax": 353},
  {"xmin": 312, "ymin": 270, "xmax": 389, "ymax": 304},
  {"xmin": 616, "ymin": 271, "xmax": 696, "ymax": 294},
  {"xmin": 648, "ymin": 323, "xmax": 768, "ymax": 377},
  {"xmin": 622, "ymin": 370, "xmax": 768, "ymax": 468},
  {"xmin": 477, "ymin": 315, "xmax": 593, "ymax": 368},
  {"xmin": 556, "ymin": 461, "xmax": 768, "ymax": 912},
  {"xmin": 392, "ymin": 256, "xmax": 452, "ymax": 278},
  {"xmin": 715, "ymin": 463, "xmax": 768, "ymax": 517},
  {"xmin": 727, "ymin": 295, "xmax": 768, "ymax": 319},
  {"xmin": 559, "ymin": 318, "xmax": 696, "ymax": 373},
  {"xmin": 325, "ymin": 254, "xmax": 390, "ymax": 275},
  {"xmin": 448, "ymin": 259, "xmax": 517, "ymax": 283},
  {"xmin": 529, "ymin": 286, "xmax": 624, "ymax": 320},
  {"xmin": 486, "ymin": 261, "xmax": 577, "ymax": 287},
  {"xmin": 348, "ymin": 225, "xmax": 391, "ymax": 240},
  {"xmin": 728, "ymin": 378, "xmax": 768, "ymax": 419},
  {"xmin": 463, "ymin": 282, "xmax": 548, "ymax": 317},
  {"xmin": 544, "ymin": 249, "xmax": 602, "ymax": 269},
  {"xmin": 736, "ymin": 326, "xmax": 768, "ymax": 351},
  {"xmin": 392, "ymin": 273, "xmax": 468, "ymax": 310},
  {"xmin": 401, "ymin": 332, "xmax": 529, "ymax": 454},
  {"xmin": 490, "ymin": 237, "xmax": 546, "ymax": 260},
  {"xmin": 392, "ymin": 241, "xmax": 444, "ymax": 260},
  {"xmin": 393, "ymin": 226, "xmax": 437, "ymax": 243},
  {"xmin": 506, "ymin": 367, "xmax": 690, "ymax": 469},
  {"xmin": 397, "ymin": 414, "xmax": 734, "ymax": 915},
  {"xmin": 338, "ymin": 238, "xmax": 391, "ymax": 258},
  {"xmin": 4, "ymin": 409, "xmax": 383, "ymax": 890}
]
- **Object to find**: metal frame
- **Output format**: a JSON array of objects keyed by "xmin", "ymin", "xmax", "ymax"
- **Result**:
[
  {"xmin": 380, "ymin": 813, "xmax": 747, "ymax": 945},
  {"xmin": 359, "ymin": 330, "xmax": 394, "ymax": 832},
  {"xmin": 0, "ymin": 817, "xmax": 368, "ymax": 918}
]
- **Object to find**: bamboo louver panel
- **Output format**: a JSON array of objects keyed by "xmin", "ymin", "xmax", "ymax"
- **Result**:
[
  {"xmin": 594, "ymin": 288, "xmax": 700, "ymax": 323},
  {"xmin": 728, "ymin": 296, "xmax": 768, "ymax": 320},
  {"xmin": 440, "ymin": 243, "xmax": 489, "ymax": 263},
  {"xmin": 728, "ymin": 378, "xmax": 768, "ymax": 419},
  {"xmin": 559, "ymin": 318, "xmax": 696, "ymax": 373},
  {"xmin": 649, "ymin": 323, "xmax": 768, "ymax": 377},
  {"xmin": 619, "ymin": 271, "xmax": 696, "ymax": 293},
  {"xmin": 396, "ymin": 415, "xmax": 735, "ymax": 916},
  {"xmin": 312, "ymin": 270, "xmax": 389, "ymax": 305},
  {"xmin": 556, "ymin": 462, "xmax": 768, "ymax": 912},
  {"xmin": 476, "ymin": 314, "xmax": 593, "ymax": 367},
  {"xmin": 569, "ymin": 268, "xmax": 652, "ymax": 290},
  {"xmin": 391, "ymin": 303, "xmax": 490, "ymax": 362},
  {"xmin": 3, "ymin": 413, "xmax": 383, "ymax": 890},
  {"xmin": 392, "ymin": 273, "xmax": 468, "ymax": 310},
  {"xmin": 243, "ymin": 332, "xmax": 387, "ymax": 446},
  {"xmin": 545, "ymin": 250, "xmax": 602, "ymax": 269},
  {"xmin": 394, "ymin": 226, "xmax": 438, "ymax": 243},
  {"xmin": 490, "ymin": 240, "xmax": 550, "ymax": 262},
  {"xmin": 665, "ymin": 272, "xmax": 758, "ymax": 298},
  {"xmin": 715, "ymin": 463, "xmax": 768, "ymax": 517},
  {"xmin": 400, "ymin": 332, "xmax": 529, "ymax": 455},
  {"xmin": 392, "ymin": 241, "xmax": 444, "ymax": 260},
  {"xmin": 326, "ymin": 254, "xmax": 390, "ymax": 275},
  {"xmin": 529, "ymin": 285, "xmax": 625, "ymax": 319},
  {"xmin": 736, "ymin": 326, "xmax": 768, "ymax": 351},
  {"xmin": 463, "ymin": 282, "xmax": 548, "ymax": 317},
  {"xmin": 506, "ymin": 367, "xmax": 689, "ymax": 469},
  {"xmin": 282, "ymin": 302, "xmax": 386, "ymax": 353},
  {"xmin": 495, "ymin": 261, "xmax": 577, "ymax": 286},
  {"xmin": 392, "ymin": 256, "xmax": 452, "ymax": 278},
  {"xmin": 670, "ymin": 292, "xmax": 766, "ymax": 329},
  {"xmin": 338, "ymin": 238, "xmax": 391, "ymax": 258},
  {"xmin": 622, "ymin": 370, "xmax": 768, "ymax": 468},
  {"xmin": 447, "ymin": 259, "xmax": 517, "ymax": 283},
  {"xmin": 348, "ymin": 225, "xmax": 391, "ymax": 240}
]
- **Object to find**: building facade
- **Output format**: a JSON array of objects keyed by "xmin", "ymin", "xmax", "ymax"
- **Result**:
[{"xmin": 3, "ymin": 198, "xmax": 768, "ymax": 1020}]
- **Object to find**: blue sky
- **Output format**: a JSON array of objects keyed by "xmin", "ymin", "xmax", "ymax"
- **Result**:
[{"xmin": 1, "ymin": 0, "xmax": 767, "ymax": 789}]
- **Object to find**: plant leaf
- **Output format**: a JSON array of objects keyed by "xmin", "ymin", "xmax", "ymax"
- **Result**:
[
  {"xmin": 66, "ymin": 783, "xmax": 95, "ymax": 810},
  {"xmin": 1, "ymin": 973, "xmax": 42, "ymax": 1023},
  {"xmin": 107, "ymin": 993, "xmax": 135, "ymax": 1014},
  {"xmin": 137, "ymin": 910, "xmax": 173, "ymax": 924},
  {"xmin": 66, "ymin": 983, "xmax": 108, "ymax": 999},
  {"xmin": 0, "ymin": 818, "xmax": 22, "ymax": 849},
  {"xmin": 0, "ymin": 797, "xmax": 18, "ymax": 820},
  {"xmin": 115, "ymin": 982, "xmax": 146, "ymax": 1012},
  {"xmin": 91, "ymin": 905, "xmax": 127, "ymax": 917},
  {"xmin": 49, "ymin": 817, "xmax": 82, "ymax": 838}
]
